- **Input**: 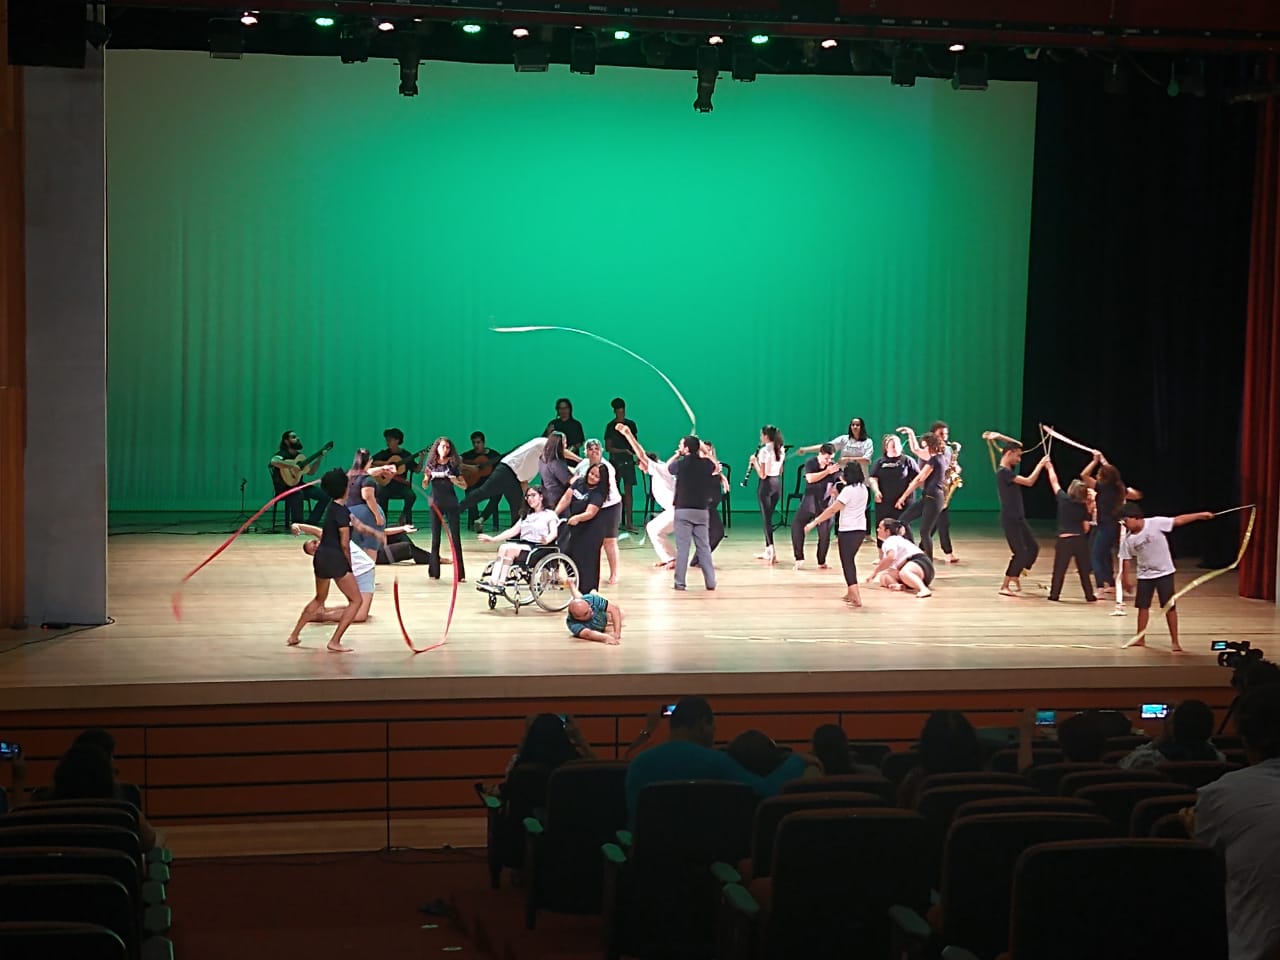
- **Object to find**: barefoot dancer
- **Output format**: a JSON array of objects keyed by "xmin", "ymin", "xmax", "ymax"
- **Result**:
[
  {"xmin": 1120, "ymin": 504, "xmax": 1214, "ymax": 653},
  {"xmin": 566, "ymin": 581, "xmax": 625, "ymax": 645},
  {"xmin": 984, "ymin": 433, "xmax": 1049, "ymax": 597},
  {"xmin": 614, "ymin": 422, "xmax": 677, "ymax": 569},
  {"xmin": 749, "ymin": 425, "xmax": 786, "ymax": 564},
  {"xmin": 287, "ymin": 468, "xmax": 366, "ymax": 652},
  {"xmin": 805, "ymin": 462, "xmax": 869, "ymax": 606},
  {"xmin": 864, "ymin": 518, "xmax": 934, "ymax": 598}
]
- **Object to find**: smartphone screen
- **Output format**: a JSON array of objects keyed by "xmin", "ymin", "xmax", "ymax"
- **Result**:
[
  {"xmin": 661, "ymin": 703, "xmax": 677, "ymax": 717},
  {"xmin": 557, "ymin": 714, "xmax": 568, "ymax": 724},
  {"xmin": 1140, "ymin": 703, "xmax": 1169, "ymax": 720},
  {"xmin": 1034, "ymin": 710, "xmax": 1057, "ymax": 727},
  {"xmin": 1210, "ymin": 641, "xmax": 1229, "ymax": 651},
  {"xmin": 0, "ymin": 740, "xmax": 19, "ymax": 758}
]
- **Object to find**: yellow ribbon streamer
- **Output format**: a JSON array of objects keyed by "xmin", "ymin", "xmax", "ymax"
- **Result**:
[{"xmin": 1122, "ymin": 506, "xmax": 1258, "ymax": 648}]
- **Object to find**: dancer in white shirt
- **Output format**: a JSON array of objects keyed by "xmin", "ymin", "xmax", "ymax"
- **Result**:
[
  {"xmin": 864, "ymin": 518, "xmax": 935, "ymax": 598},
  {"xmin": 1119, "ymin": 503, "xmax": 1213, "ymax": 652},
  {"xmin": 805, "ymin": 462, "xmax": 870, "ymax": 606},
  {"xmin": 476, "ymin": 486, "xmax": 561, "ymax": 592},
  {"xmin": 614, "ymin": 422, "xmax": 677, "ymax": 568},
  {"xmin": 748, "ymin": 425, "xmax": 786, "ymax": 564}
]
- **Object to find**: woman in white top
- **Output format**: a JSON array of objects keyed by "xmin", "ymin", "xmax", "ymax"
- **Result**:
[
  {"xmin": 804, "ymin": 462, "xmax": 870, "ymax": 606},
  {"xmin": 864, "ymin": 518, "xmax": 935, "ymax": 598},
  {"xmin": 476, "ymin": 486, "xmax": 561, "ymax": 591},
  {"xmin": 797, "ymin": 418, "xmax": 875, "ymax": 467},
  {"xmin": 748, "ymin": 425, "xmax": 787, "ymax": 564},
  {"xmin": 613, "ymin": 422, "xmax": 678, "ymax": 567}
]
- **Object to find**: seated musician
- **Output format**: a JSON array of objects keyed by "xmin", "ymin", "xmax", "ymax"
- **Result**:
[
  {"xmin": 269, "ymin": 430, "xmax": 329, "ymax": 526},
  {"xmin": 372, "ymin": 428, "xmax": 419, "ymax": 525},
  {"xmin": 461, "ymin": 431, "xmax": 503, "ymax": 531}
]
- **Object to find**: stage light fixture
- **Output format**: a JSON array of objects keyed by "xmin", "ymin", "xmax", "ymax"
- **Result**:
[
  {"xmin": 890, "ymin": 47, "xmax": 916, "ymax": 87},
  {"xmin": 240, "ymin": 11, "xmax": 259, "ymax": 27},
  {"xmin": 820, "ymin": 38, "xmax": 837, "ymax": 49},
  {"xmin": 377, "ymin": 20, "xmax": 395, "ymax": 32},
  {"xmin": 732, "ymin": 39, "xmax": 757, "ymax": 82},
  {"xmin": 750, "ymin": 34, "xmax": 769, "ymax": 45},
  {"xmin": 398, "ymin": 31, "xmax": 420, "ymax": 96},
  {"xmin": 512, "ymin": 27, "xmax": 530, "ymax": 38},
  {"xmin": 570, "ymin": 31, "xmax": 597, "ymax": 75},
  {"xmin": 339, "ymin": 22, "xmax": 371, "ymax": 63},
  {"xmin": 694, "ymin": 44, "xmax": 719, "ymax": 113},
  {"xmin": 514, "ymin": 29, "xmax": 550, "ymax": 72},
  {"xmin": 208, "ymin": 18, "xmax": 244, "ymax": 59},
  {"xmin": 951, "ymin": 52, "xmax": 988, "ymax": 91},
  {"xmin": 461, "ymin": 22, "xmax": 482, "ymax": 34},
  {"xmin": 642, "ymin": 34, "xmax": 674, "ymax": 66},
  {"xmin": 314, "ymin": 16, "xmax": 335, "ymax": 27},
  {"xmin": 613, "ymin": 29, "xmax": 631, "ymax": 41},
  {"xmin": 948, "ymin": 42, "xmax": 965, "ymax": 53},
  {"xmin": 708, "ymin": 35, "xmax": 725, "ymax": 45}
]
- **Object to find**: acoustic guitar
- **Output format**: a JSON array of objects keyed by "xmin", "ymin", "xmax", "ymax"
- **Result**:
[
  {"xmin": 276, "ymin": 441, "xmax": 334, "ymax": 486},
  {"xmin": 460, "ymin": 451, "xmax": 497, "ymax": 486},
  {"xmin": 372, "ymin": 446, "xmax": 431, "ymax": 488}
]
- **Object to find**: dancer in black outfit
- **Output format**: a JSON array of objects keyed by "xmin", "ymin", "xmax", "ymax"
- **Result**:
[
  {"xmin": 422, "ymin": 437, "xmax": 468, "ymax": 581},
  {"xmin": 545, "ymin": 397, "xmax": 585, "ymax": 455},
  {"xmin": 555, "ymin": 464, "xmax": 608, "ymax": 593},
  {"xmin": 895, "ymin": 430, "xmax": 947, "ymax": 560},
  {"xmin": 984, "ymin": 433, "xmax": 1049, "ymax": 596},
  {"xmin": 287, "ymin": 468, "xmax": 365, "ymax": 653},
  {"xmin": 1080, "ymin": 452, "xmax": 1142, "ymax": 597},
  {"xmin": 1045, "ymin": 459, "xmax": 1097, "ymax": 602},
  {"xmin": 791, "ymin": 444, "xmax": 840, "ymax": 569},
  {"xmin": 749, "ymin": 425, "xmax": 786, "ymax": 564},
  {"xmin": 868, "ymin": 434, "xmax": 919, "ymax": 551}
]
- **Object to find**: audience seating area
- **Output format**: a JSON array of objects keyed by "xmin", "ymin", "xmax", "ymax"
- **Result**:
[{"xmin": 466, "ymin": 721, "xmax": 1243, "ymax": 960}]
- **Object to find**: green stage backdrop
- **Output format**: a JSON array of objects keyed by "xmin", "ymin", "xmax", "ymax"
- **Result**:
[{"xmin": 105, "ymin": 51, "xmax": 1035, "ymax": 511}]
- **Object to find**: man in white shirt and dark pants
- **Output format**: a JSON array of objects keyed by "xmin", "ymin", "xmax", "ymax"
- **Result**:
[
  {"xmin": 457, "ymin": 436, "xmax": 548, "ymax": 532},
  {"xmin": 1119, "ymin": 503, "xmax": 1213, "ymax": 652}
]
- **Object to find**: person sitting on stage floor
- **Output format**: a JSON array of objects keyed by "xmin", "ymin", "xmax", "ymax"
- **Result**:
[
  {"xmin": 458, "ymin": 435, "xmax": 554, "ymax": 536},
  {"xmin": 864, "ymin": 518, "xmax": 935, "ymax": 599},
  {"xmin": 613, "ymin": 422, "xmax": 677, "ymax": 569},
  {"xmin": 371, "ymin": 428, "xmax": 420, "ymax": 526},
  {"xmin": 476, "ymin": 486, "xmax": 560, "ymax": 593},
  {"xmin": 898, "ymin": 710, "xmax": 983, "ymax": 807},
  {"xmin": 461, "ymin": 431, "xmax": 503, "ymax": 530},
  {"xmin": 565, "ymin": 580, "xmax": 624, "ymax": 646},
  {"xmin": 269, "ymin": 430, "xmax": 329, "ymax": 527},
  {"xmin": 287, "ymin": 467, "xmax": 368, "ymax": 653},
  {"xmin": 623, "ymin": 696, "xmax": 820, "ymax": 824},
  {"xmin": 1120, "ymin": 503, "xmax": 1215, "ymax": 654},
  {"xmin": 1120, "ymin": 700, "xmax": 1225, "ymax": 769}
]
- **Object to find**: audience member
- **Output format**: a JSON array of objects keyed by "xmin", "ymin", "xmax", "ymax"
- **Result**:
[
  {"xmin": 624, "ymin": 697, "xmax": 818, "ymax": 822},
  {"xmin": 1120, "ymin": 699, "xmax": 1225, "ymax": 768},
  {"xmin": 898, "ymin": 710, "xmax": 982, "ymax": 806},
  {"xmin": 727, "ymin": 730, "xmax": 786, "ymax": 777},
  {"xmin": 505, "ymin": 713, "xmax": 595, "ymax": 778},
  {"xmin": 811, "ymin": 724, "xmax": 855, "ymax": 775},
  {"xmin": 38, "ymin": 735, "xmax": 164, "ymax": 850},
  {"xmin": 1187, "ymin": 684, "xmax": 1280, "ymax": 960},
  {"xmin": 1056, "ymin": 711, "xmax": 1107, "ymax": 762},
  {"xmin": 1092, "ymin": 709, "xmax": 1135, "ymax": 739}
]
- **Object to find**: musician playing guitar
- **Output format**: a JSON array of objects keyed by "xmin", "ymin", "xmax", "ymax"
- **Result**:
[
  {"xmin": 371, "ymin": 428, "xmax": 422, "ymax": 525},
  {"xmin": 270, "ymin": 431, "xmax": 332, "ymax": 527},
  {"xmin": 460, "ymin": 431, "xmax": 504, "ymax": 531}
]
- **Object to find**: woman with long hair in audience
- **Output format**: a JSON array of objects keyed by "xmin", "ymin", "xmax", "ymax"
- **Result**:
[
  {"xmin": 898, "ymin": 710, "xmax": 982, "ymax": 806},
  {"xmin": 805, "ymin": 462, "xmax": 870, "ymax": 607},
  {"xmin": 749, "ymin": 425, "xmax": 787, "ymax": 564},
  {"xmin": 423, "ymin": 436, "xmax": 468, "ymax": 581}
]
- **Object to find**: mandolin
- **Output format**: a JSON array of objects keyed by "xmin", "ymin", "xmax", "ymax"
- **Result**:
[
  {"xmin": 373, "ymin": 446, "xmax": 431, "ymax": 487},
  {"xmin": 276, "ymin": 441, "xmax": 333, "ymax": 486}
]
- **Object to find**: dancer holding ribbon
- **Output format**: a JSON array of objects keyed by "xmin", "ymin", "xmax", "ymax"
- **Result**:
[
  {"xmin": 983, "ymin": 432, "xmax": 1050, "ymax": 597},
  {"xmin": 1119, "ymin": 504, "xmax": 1215, "ymax": 652}
]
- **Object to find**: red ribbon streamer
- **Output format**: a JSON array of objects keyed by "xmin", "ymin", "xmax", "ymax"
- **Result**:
[
  {"xmin": 171, "ymin": 480, "xmax": 319, "ymax": 620},
  {"xmin": 393, "ymin": 502, "xmax": 459, "ymax": 654}
]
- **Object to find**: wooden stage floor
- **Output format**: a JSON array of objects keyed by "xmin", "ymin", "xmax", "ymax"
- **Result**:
[{"xmin": 3, "ymin": 518, "xmax": 1276, "ymax": 711}]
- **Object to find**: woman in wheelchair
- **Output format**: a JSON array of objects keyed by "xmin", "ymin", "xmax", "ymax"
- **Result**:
[{"xmin": 475, "ymin": 486, "xmax": 561, "ymax": 591}]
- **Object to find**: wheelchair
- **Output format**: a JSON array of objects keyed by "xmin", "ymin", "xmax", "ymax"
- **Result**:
[{"xmin": 476, "ymin": 544, "xmax": 579, "ymax": 614}]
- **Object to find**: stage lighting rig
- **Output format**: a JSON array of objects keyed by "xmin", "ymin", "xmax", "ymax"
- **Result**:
[
  {"xmin": 514, "ymin": 27, "xmax": 550, "ymax": 72},
  {"xmin": 890, "ymin": 45, "xmax": 917, "ymax": 87},
  {"xmin": 398, "ymin": 30, "xmax": 421, "ymax": 95},
  {"xmin": 339, "ymin": 21, "xmax": 371, "ymax": 63},
  {"xmin": 208, "ymin": 18, "xmax": 244, "ymax": 59},
  {"xmin": 951, "ymin": 52, "xmax": 989, "ymax": 91},
  {"xmin": 694, "ymin": 44, "xmax": 719, "ymax": 112},
  {"xmin": 570, "ymin": 31, "xmax": 597, "ymax": 75},
  {"xmin": 732, "ymin": 39, "xmax": 757, "ymax": 81}
]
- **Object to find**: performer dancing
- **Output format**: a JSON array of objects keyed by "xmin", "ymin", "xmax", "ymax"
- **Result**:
[
  {"xmin": 574, "ymin": 439, "xmax": 623, "ymax": 584},
  {"xmin": 537, "ymin": 432, "xmax": 574, "ymax": 515},
  {"xmin": 791, "ymin": 444, "xmax": 840, "ymax": 570},
  {"xmin": 422, "ymin": 437, "xmax": 468, "ymax": 581},
  {"xmin": 805, "ymin": 462, "xmax": 870, "ymax": 606},
  {"xmin": 748, "ymin": 425, "xmax": 786, "ymax": 564},
  {"xmin": 457, "ymin": 436, "xmax": 548, "ymax": 532},
  {"xmin": 603, "ymin": 397, "xmax": 639, "ymax": 532},
  {"xmin": 868, "ymin": 434, "xmax": 919, "ymax": 551},
  {"xmin": 476, "ymin": 486, "xmax": 560, "ymax": 592},
  {"xmin": 346, "ymin": 449, "xmax": 392, "ymax": 562},
  {"xmin": 1081, "ymin": 452, "xmax": 1142, "ymax": 597},
  {"xmin": 614, "ymin": 422, "xmax": 677, "ymax": 568},
  {"xmin": 287, "ymin": 468, "xmax": 365, "ymax": 652},
  {"xmin": 984, "ymin": 434, "xmax": 1049, "ymax": 596},
  {"xmin": 668, "ymin": 435, "xmax": 719, "ymax": 591},
  {"xmin": 900, "ymin": 422, "xmax": 960, "ymax": 562},
  {"xmin": 291, "ymin": 519, "xmax": 414, "ymax": 622},
  {"xmin": 865, "ymin": 518, "xmax": 934, "ymax": 598},
  {"xmin": 797, "ymin": 417, "xmax": 874, "ymax": 468},
  {"xmin": 1045, "ymin": 458, "xmax": 1098, "ymax": 602},
  {"xmin": 1120, "ymin": 504, "xmax": 1214, "ymax": 653},
  {"xmin": 566, "ymin": 581, "xmax": 625, "ymax": 646},
  {"xmin": 555, "ymin": 463, "xmax": 608, "ymax": 593},
  {"xmin": 894, "ymin": 430, "xmax": 948, "ymax": 560}
]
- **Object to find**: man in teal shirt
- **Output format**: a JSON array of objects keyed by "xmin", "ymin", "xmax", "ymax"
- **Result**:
[{"xmin": 625, "ymin": 697, "xmax": 818, "ymax": 822}]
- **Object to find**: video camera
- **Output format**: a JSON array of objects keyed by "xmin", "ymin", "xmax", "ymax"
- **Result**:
[{"xmin": 1213, "ymin": 640, "xmax": 1264, "ymax": 670}]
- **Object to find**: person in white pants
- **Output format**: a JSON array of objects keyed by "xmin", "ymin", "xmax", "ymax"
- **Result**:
[{"xmin": 613, "ymin": 422, "xmax": 677, "ymax": 568}]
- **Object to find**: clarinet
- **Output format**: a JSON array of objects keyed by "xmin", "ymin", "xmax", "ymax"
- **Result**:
[{"xmin": 740, "ymin": 453, "xmax": 754, "ymax": 487}]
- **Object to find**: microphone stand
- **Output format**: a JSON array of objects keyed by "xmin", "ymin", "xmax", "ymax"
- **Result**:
[{"xmin": 228, "ymin": 477, "xmax": 255, "ymax": 533}]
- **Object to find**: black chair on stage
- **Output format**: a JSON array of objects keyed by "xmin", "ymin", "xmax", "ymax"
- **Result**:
[
  {"xmin": 718, "ymin": 462, "xmax": 732, "ymax": 529},
  {"xmin": 780, "ymin": 464, "xmax": 805, "ymax": 525}
]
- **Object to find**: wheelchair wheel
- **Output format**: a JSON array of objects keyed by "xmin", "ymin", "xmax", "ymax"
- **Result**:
[
  {"xmin": 487, "ymin": 593, "xmax": 497, "ymax": 610},
  {"xmin": 530, "ymin": 552, "xmax": 578, "ymax": 612}
]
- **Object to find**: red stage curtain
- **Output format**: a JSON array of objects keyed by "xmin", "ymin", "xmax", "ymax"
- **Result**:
[{"xmin": 1241, "ymin": 58, "xmax": 1280, "ymax": 601}]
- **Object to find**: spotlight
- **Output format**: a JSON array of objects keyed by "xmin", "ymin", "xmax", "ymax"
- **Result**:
[
  {"xmin": 642, "ymin": 33, "xmax": 674, "ymax": 66},
  {"xmin": 377, "ymin": 20, "xmax": 395, "ymax": 32},
  {"xmin": 708, "ymin": 35, "xmax": 725, "ymax": 45},
  {"xmin": 570, "ymin": 31, "xmax": 597, "ymax": 75},
  {"xmin": 948, "ymin": 42, "xmax": 965, "ymax": 53},
  {"xmin": 208, "ymin": 18, "xmax": 244, "ymax": 59},
  {"xmin": 514, "ymin": 29, "xmax": 550, "ymax": 72},
  {"xmin": 951, "ymin": 52, "xmax": 988, "ymax": 91},
  {"xmin": 694, "ymin": 44, "xmax": 719, "ymax": 112},
  {"xmin": 398, "ymin": 31, "xmax": 420, "ymax": 96},
  {"xmin": 750, "ymin": 34, "xmax": 769, "ymax": 45},
  {"xmin": 732, "ymin": 39, "xmax": 757, "ymax": 82},
  {"xmin": 240, "ymin": 11, "xmax": 259, "ymax": 27},
  {"xmin": 613, "ymin": 29, "xmax": 631, "ymax": 41},
  {"xmin": 460, "ymin": 22, "xmax": 482, "ymax": 35},
  {"xmin": 820, "ymin": 38, "xmax": 838, "ymax": 49},
  {"xmin": 512, "ymin": 27, "xmax": 530, "ymax": 38},
  {"xmin": 890, "ymin": 46, "xmax": 916, "ymax": 87},
  {"xmin": 339, "ymin": 22, "xmax": 370, "ymax": 63},
  {"xmin": 314, "ymin": 16, "xmax": 335, "ymax": 28}
]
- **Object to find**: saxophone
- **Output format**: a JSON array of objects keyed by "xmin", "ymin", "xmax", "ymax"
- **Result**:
[{"xmin": 943, "ymin": 441, "xmax": 963, "ymax": 507}]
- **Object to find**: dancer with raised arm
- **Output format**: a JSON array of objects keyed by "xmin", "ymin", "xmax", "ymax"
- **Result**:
[
  {"xmin": 1045, "ymin": 458, "xmax": 1098, "ymax": 603},
  {"xmin": 894, "ymin": 430, "xmax": 947, "ymax": 560},
  {"xmin": 615, "ymin": 422, "xmax": 677, "ymax": 568},
  {"xmin": 984, "ymin": 432, "xmax": 1049, "ymax": 597},
  {"xmin": 805, "ymin": 462, "xmax": 870, "ymax": 606},
  {"xmin": 748, "ymin": 425, "xmax": 786, "ymax": 564},
  {"xmin": 1120, "ymin": 504, "xmax": 1214, "ymax": 652},
  {"xmin": 900, "ymin": 422, "xmax": 961, "ymax": 562},
  {"xmin": 1081, "ymin": 451, "xmax": 1143, "ymax": 598}
]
